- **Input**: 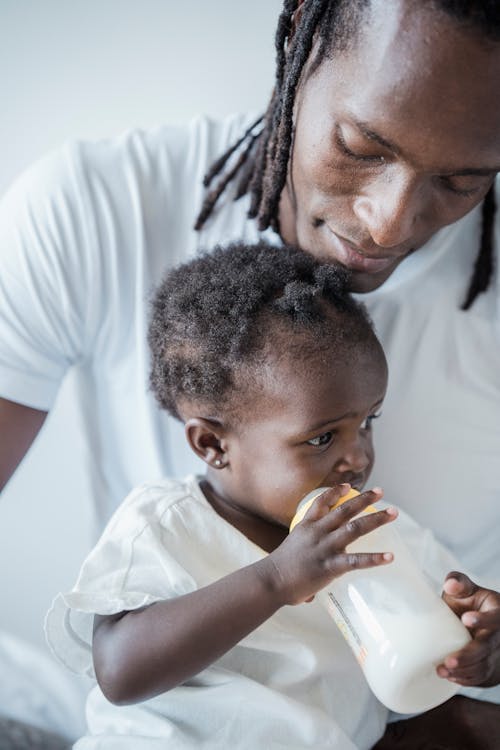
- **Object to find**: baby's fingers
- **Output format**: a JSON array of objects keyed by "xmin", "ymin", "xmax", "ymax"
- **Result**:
[
  {"xmin": 437, "ymin": 638, "xmax": 496, "ymax": 686},
  {"xmin": 461, "ymin": 608, "xmax": 500, "ymax": 635},
  {"xmin": 303, "ymin": 484, "xmax": 353, "ymax": 522},
  {"xmin": 330, "ymin": 505, "xmax": 399, "ymax": 549},
  {"xmin": 323, "ymin": 488, "xmax": 384, "ymax": 530},
  {"xmin": 329, "ymin": 550, "xmax": 394, "ymax": 578}
]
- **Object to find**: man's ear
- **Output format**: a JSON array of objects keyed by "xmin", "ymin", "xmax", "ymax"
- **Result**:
[{"xmin": 185, "ymin": 417, "xmax": 229, "ymax": 469}]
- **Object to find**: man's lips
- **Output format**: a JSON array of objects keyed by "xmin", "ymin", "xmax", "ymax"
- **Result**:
[{"xmin": 325, "ymin": 228, "xmax": 401, "ymax": 274}]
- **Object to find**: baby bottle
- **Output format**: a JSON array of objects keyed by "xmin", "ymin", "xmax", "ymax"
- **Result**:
[{"xmin": 290, "ymin": 487, "xmax": 471, "ymax": 714}]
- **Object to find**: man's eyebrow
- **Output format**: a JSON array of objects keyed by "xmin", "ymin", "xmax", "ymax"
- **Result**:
[{"xmin": 353, "ymin": 119, "xmax": 500, "ymax": 176}]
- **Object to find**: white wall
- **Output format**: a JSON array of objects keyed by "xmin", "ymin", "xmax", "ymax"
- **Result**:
[{"xmin": 0, "ymin": 0, "xmax": 282, "ymax": 649}]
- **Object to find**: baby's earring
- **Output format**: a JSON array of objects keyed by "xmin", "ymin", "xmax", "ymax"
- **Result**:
[{"xmin": 214, "ymin": 458, "xmax": 225, "ymax": 468}]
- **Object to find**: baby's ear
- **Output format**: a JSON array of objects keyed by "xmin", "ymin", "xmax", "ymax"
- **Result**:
[{"xmin": 185, "ymin": 417, "xmax": 229, "ymax": 469}]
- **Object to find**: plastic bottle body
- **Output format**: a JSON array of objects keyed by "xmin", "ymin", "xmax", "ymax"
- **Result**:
[{"xmin": 291, "ymin": 488, "xmax": 471, "ymax": 714}]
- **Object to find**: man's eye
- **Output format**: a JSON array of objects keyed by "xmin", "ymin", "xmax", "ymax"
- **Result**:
[
  {"xmin": 361, "ymin": 413, "xmax": 381, "ymax": 431},
  {"xmin": 439, "ymin": 176, "xmax": 482, "ymax": 198},
  {"xmin": 307, "ymin": 431, "xmax": 333, "ymax": 447},
  {"xmin": 336, "ymin": 130, "xmax": 386, "ymax": 164}
]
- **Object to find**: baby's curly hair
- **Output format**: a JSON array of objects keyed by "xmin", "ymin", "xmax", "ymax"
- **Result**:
[{"xmin": 148, "ymin": 241, "xmax": 380, "ymax": 420}]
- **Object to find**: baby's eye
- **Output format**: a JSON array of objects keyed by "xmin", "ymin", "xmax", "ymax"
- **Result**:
[
  {"xmin": 361, "ymin": 412, "xmax": 381, "ymax": 431},
  {"xmin": 307, "ymin": 431, "xmax": 333, "ymax": 448}
]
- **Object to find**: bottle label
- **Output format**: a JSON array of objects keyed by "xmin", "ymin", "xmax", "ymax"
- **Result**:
[{"xmin": 325, "ymin": 591, "xmax": 368, "ymax": 667}]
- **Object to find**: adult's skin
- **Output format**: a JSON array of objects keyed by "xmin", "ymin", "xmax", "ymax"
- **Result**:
[
  {"xmin": 279, "ymin": 0, "xmax": 500, "ymax": 290},
  {"xmin": 0, "ymin": 399, "xmax": 46, "ymax": 491},
  {"xmin": 372, "ymin": 695, "xmax": 500, "ymax": 750},
  {"xmin": 1, "ymin": 1, "xmax": 500, "ymax": 747}
]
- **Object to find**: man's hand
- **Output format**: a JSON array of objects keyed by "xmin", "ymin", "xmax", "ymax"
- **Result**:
[
  {"xmin": 437, "ymin": 571, "xmax": 500, "ymax": 687},
  {"xmin": 372, "ymin": 696, "xmax": 500, "ymax": 750}
]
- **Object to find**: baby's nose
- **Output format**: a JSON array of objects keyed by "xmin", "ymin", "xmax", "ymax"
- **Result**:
[{"xmin": 336, "ymin": 440, "xmax": 371, "ymax": 475}]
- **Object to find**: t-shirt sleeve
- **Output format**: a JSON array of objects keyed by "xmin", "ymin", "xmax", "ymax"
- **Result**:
[
  {"xmin": 0, "ymin": 146, "xmax": 92, "ymax": 409},
  {"xmin": 44, "ymin": 482, "xmax": 199, "ymax": 677}
]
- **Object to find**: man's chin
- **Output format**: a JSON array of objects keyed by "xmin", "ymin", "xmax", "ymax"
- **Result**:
[
  {"xmin": 294, "ymin": 233, "xmax": 407, "ymax": 291},
  {"xmin": 347, "ymin": 270, "xmax": 392, "ymax": 293},
  {"xmin": 298, "ymin": 254, "xmax": 395, "ymax": 293},
  {"xmin": 345, "ymin": 257, "xmax": 408, "ymax": 293}
]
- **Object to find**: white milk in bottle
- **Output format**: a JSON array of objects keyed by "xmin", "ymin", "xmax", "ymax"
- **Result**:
[{"xmin": 289, "ymin": 487, "xmax": 471, "ymax": 714}]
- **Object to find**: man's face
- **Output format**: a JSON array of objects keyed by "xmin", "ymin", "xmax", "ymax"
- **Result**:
[{"xmin": 278, "ymin": 0, "xmax": 500, "ymax": 292}]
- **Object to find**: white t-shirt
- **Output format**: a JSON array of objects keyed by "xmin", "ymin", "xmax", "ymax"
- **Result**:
[
  {"xmin": 46, "ymin": 475, "xmax": 465, "ymax": 749},
  {"xmin": 362, "ymin": 203, "xmax": 500, "ymax": 587},
  {"xmin": 0, "ymin": 113, "xmax": 499, "ymax": 581}
]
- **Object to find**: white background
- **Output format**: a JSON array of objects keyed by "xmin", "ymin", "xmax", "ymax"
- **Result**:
[{"xmin": 0, "ymin": 0, "xmax": 282, "ymax": 650}]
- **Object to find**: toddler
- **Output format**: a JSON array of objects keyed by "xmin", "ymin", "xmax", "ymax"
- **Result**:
[{"xmin": 46, "ymin": 242, "xmax": 500, "ymax": 750}]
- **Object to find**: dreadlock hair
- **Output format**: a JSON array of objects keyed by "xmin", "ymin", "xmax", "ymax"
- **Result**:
[
  {"xmin": 148, "ymin": 241, "xmax": 381, "ymax": 421},
  {"xmin": 194, "ymin": 0, "xmax": 498, "ymax": 311}
]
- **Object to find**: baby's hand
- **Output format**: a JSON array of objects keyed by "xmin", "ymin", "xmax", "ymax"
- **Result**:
[
  {"xmin": 437, "ymin": 572, "xmax": 500, "ymax": 687},
  {"xmin": 266, "ymin": 484, "xmax": 397, "ymax": 606}
]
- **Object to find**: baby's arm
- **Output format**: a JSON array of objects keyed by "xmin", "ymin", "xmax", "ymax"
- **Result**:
[
  {"xmin": 93, "ymin": 559, "xmax": 286, "ymax": 705},
  {"xmin": 92, "ymin": 486, "xmax": 396, "ymax": 705}
]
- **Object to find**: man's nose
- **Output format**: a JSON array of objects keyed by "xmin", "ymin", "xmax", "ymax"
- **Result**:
[{"xmin": 353, "ymin": 172, "xmax": 428, "ymax": 249}]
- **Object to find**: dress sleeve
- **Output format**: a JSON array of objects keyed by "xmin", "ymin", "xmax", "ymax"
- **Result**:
[
  {"xmin": 44, "ymin": 482, "xmax": 199, "ymax": 677},
  {"xmin": 0, "ymin": 145, "xmax": 92, "ymax": 409}
]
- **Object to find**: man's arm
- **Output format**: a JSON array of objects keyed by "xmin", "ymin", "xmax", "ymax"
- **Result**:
[
  {"xmin": 0, "ymin": 397, "xmax": 47, "ymax": 491},
  {"xmin": 372, "ymin": 695, "xmax": 500, "ymax": 750}
]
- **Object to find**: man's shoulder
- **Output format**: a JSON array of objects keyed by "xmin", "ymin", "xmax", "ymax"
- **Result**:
[
  {"xmin": 2, "ymin": 112, "xmax": 259, "ymax": 207},
  {"xmin": 62, "ymin": 112, "xmax": 259, "ymax": 174}
]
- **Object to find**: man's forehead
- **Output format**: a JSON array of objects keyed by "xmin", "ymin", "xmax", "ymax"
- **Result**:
[{"xmin": 317, "ymin": 4, "xmax": 500, "ymax": 166}]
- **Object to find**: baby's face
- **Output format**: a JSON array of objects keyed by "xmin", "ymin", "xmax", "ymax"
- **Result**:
[{"xmin": 215, "ymin": 343, "xmax": 388, "ymax": 529}]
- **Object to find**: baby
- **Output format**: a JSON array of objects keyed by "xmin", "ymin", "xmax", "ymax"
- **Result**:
[{"xmin": 46, "ymin": 241, "xmax": 500, "ymax": 749}]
